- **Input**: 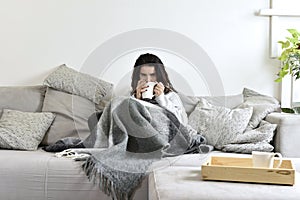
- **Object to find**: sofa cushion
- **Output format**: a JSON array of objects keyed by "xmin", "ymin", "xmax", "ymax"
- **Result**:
[
  {"xmin": 0, "ymin": 85, "xmax": 46, "ymax": 117},
  {"xmin": 43, "ymin": 64, "xmax": 113, "ymax": 105},
  {"xmin": 0, "ymin": 109, "xmax": 55, "ymax": 150},
  {"xmin": 178, "ymin": 92, "xmax": 243, "ymax": 116},
  {"xmin": 230, "ymin": 120, "xmax": 276, "ymax": 144},
  {"xmin": 220, "ymin": 120, "xmax": 276, "ymax": 154},
  {"xmin": 0, "ymin": 148, "xmax": 148, "ymax": 200},
  {"xmin": 238, "ymin": 88, "xmax": 280, "ymax": 129},
  {"xmin": 41, "ymin": 88, "xmax": 96, "ymax": 146},
  {"xmin": 221, "ymin": 142, "xmax": 274, "ymax": 153},
  {"xmin": 188, "ymin": 98, "xmax": 253, "ymax": 149}
]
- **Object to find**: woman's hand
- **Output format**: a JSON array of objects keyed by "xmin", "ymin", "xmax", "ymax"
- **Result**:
[
  {"xmin": 135, "ymin": 80, "xmax": 147, "ymax": 99},
  {"xmin": 154, "ymin": 82, "xmax": 165, "ymax": 97}
]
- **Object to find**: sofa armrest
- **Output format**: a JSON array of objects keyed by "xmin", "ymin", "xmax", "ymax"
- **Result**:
[{"xmin": 265, "ymin": 112, "xmax": 300, "ymax": 158}]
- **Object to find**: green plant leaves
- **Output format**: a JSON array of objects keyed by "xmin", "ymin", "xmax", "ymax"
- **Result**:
[
  {"xmin": 278, "ymin": 40, "xmax": 290, "ymax": 49},
  {"xmin": 275, "ymin": 77, "xmax": 282, "ymax": 82},
  {"xmin": 275, "ymin": 29, "xmax": 300, "ymax": 82},
  {"xmin": 281, "ymin": 107, "xmax": 300, "ymax": 114},
  {"xmin": 288, "ymin": 29, "xmax": 300, "ymax": 36},
  {"xmin": 281, "ymin": 108, "xmax": 295, "ymax": 113}
]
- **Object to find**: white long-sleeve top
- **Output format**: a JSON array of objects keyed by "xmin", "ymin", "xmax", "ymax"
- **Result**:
[{"xmin": 155, "ymin": 92, "xmax": 188, "ymax": 125}]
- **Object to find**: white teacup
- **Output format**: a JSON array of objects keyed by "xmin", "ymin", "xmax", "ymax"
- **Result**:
[
  {"xmin": 252, "ymin": 151, "xmax": 282, "ymax": 168},
  {"xmin": 142, "ymin": 82, "xmax": 156, "ymax": 99}
]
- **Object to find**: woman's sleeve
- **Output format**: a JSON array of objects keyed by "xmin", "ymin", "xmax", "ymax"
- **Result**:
[{"xmin": 155, "ymin": 92, "xmax": 188, "ymax": 125}]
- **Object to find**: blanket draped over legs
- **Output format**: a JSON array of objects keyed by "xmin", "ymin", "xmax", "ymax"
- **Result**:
[{"xmin": 82, "ymin": 96, "xmax": 209, "ymax": 200}]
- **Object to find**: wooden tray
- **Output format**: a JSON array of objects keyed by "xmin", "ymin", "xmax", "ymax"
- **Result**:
[{"xmin": 201, "ymin": 156, "xmax": 295, "ymax": 185}]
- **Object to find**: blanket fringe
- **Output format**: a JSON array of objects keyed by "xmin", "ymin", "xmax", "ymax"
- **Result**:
[{"xmin": 82, "ymin": 157, "xmax": 135, "ymax": 200}]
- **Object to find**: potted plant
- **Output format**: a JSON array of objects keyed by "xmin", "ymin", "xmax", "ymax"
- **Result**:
[
  {"xmin": 275, "ymin": 29, "xmax": 300, "ymax": 82},
  {"xmin": 275, "ymin": 29, "xmax": 300, "ymax": 114}
]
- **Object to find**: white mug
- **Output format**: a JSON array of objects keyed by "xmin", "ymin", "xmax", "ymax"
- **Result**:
[
  {"xmin": 252, "ymin": 151, "xmax": 282, "ymax": 168},
  {"xmin": 142, "ymin": 82, "xmax": 156, "ymax": 99}
]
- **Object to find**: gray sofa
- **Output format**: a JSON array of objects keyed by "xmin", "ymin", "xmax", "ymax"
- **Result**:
[
  {"xmin": 0, "ymin": 84, "xmax": 147, "ymax": 200},
  {"xmin": 266, "ymin": 112, "xmax": 300, "ymax": 157},
  {"xmin": 1, "ymin": 67, "xmax": 300, "ymax": 199}
]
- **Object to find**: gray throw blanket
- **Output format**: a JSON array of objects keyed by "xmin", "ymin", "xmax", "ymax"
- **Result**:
[{"xmin": 82, "ymin": 96, "xmax": 210, "ymax": 200}]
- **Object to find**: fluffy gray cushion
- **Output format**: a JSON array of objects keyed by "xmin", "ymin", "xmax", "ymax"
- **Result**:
[
  {"xmin": 0, "ymin": 85, "xmax": 46, "ymax": 117},
  {"xmin": 239, "ymin": 88, "xmax": 280, "ymax": 129},
  {"xmin": 221, "ymin": 120, "xmax": 277, "ymax": 153},
  {"xmin": 188, "ymin": 98, "xmax": 253, "ymax": 149},
  {"xmin": 221, "ymin": 142, "xmax": 274, "ymax": 153},
  {"xmin": 232, "ymin": 120, "xmax": 277, "ymax": 144},
  {"xmin": 178, "ymin": 92, "xmax": 244, "ymax": 116},
  {"xmin": 41, "ymin": 88, "xmax": 96, "ymax": 146},
  {"xmin": 44, "ymin": 64, "xmax": 113, "ymax": 105},
  {"xmin": 0, "ymin": 109, "xmax": 55, "ymax": 150}
]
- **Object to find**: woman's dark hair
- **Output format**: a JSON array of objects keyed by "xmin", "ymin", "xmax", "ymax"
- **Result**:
[{"xmin": 131, "ymin": 53, "xmax": 177, "ymax": 95}]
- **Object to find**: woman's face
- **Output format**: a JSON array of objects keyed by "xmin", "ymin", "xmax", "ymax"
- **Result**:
[{"xmin": 139, "ymin": 65, "xmax": 157, "ymax": 82}]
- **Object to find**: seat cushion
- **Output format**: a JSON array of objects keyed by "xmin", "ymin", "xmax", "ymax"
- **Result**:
[{"xmin": 0, "ymin": 149, "xmax": 147, "ymax": 200}]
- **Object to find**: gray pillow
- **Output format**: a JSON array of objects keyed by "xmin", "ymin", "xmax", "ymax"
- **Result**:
[
  {"xmin": 0, "ymin": 85, "xmax": 46, "ymax": 117},
  {"xmin": 221, "ymin": 142, "xmax": 274, "ymax": 154},
  {"xmin": 41, "ymin": 88, "xmax": 96, "ymax": 146},
  {"xmin": 188, "ymin": 98, "xmax": 253, "ymax": 149},
  {"xmin": 178, "ymin": 92, "xmax": 243, "ymax": 116},
  {"xmin": 0, "ymin": 109, "xmax": 55, "ymax": 150},
  {"xmin": 220, "ymin": 120, "xmax": 277, "ymax": 154},
  {"xmin": 233, "ymin": 120, "xmax": 277, "ymax": 144},
  {"xmin": 43, "ymin": 64, "xmax": 113, "ymax": 105},
  {"xmin": 239, "ymin": 88, "xmax": 280, "ymax": 129}
]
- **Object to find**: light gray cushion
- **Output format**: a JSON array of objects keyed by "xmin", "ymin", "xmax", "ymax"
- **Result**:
[
  {"xmin": 43, "ymin": 64, "xmax": 113, "ymax": 105},
  {"xmin": 233, "ymin": 120, "xmax": 276, "ymax": 144},
  {"xmin": 0, "ymin": 85, "xmax": 46, "ymax": 117},
  {"xmin": 221, "ymin": 120, "xmax": 277, "ymax": 154},
  {"xmin": 0, "ymin": 109, "xmax": 55, "ymax": 150},
  {"xmin": 41, "ymin": 88, "xmax": 96, "ymax": 145},
  {"xmin": 221, "ymin": 142, "xmax": 274, "ymax": 153},
  {"xmin": 178, "ymin": 92, "xmax": 244, "ymax": 116},
  {"xmin": 238, "ymin": 88, "xmax": 280, "ymax": 129},
  {"xmin": 188, "ymin": 98, "xmax": 253, "ymax": 149}
]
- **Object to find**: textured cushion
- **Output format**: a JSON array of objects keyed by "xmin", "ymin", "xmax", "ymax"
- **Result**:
[
  {"xmin": 238, "ymin": 88, "xmax": 280, "ymax": 129},
  {"xmin": 221, "ymin": 120, "xmax": 277, "ymax": 153},
  {"xmin": 41, "ymin": 88, "xmax": 96, "ymax": 146},
  {"xmin": 178, "ymin": 92, "xmax": 244, "ymax": 116},
  {"xmin": 221, "ymin": 142, "xmax": 274, "ymax": 153},
  {"xmin": 0, "ymin": 85, "xmax": 46, "ymax": 117},
  {"xmin": 232, "ymin": 120, "xmax": 276, "ymax": 144},
  {"xmin": 0, "ymin": 109, "xmax": 55, "ymax": 150},
  {"xmin": 43, "ymin": 64, "xmax": 113, "ymax": 105},
  {"xmin": 188, "ymin": 98, "xmax": 253, "ymax": 149}
]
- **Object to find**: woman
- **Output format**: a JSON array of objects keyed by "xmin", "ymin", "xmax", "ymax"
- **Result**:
[{"xmin": 131, "ymin": 53, "xmax": 188, "ymax": 125}]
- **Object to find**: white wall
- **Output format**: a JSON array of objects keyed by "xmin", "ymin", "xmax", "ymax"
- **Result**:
[{"xmin": 0, "ymin": 0, "xmax": 290, "ymax": 99}]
